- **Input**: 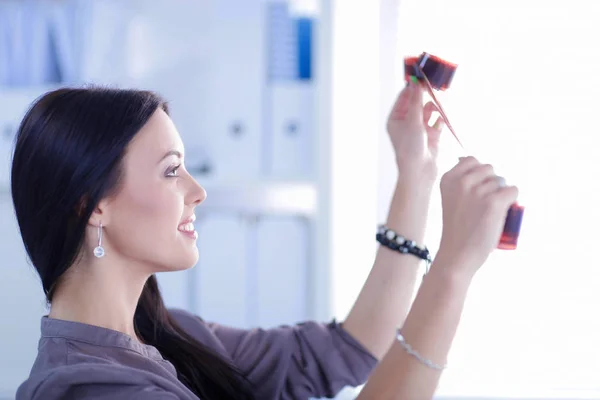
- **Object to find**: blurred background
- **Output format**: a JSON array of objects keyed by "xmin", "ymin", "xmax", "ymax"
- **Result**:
[{"xmin": 1, "ymin": 0, "xmax": 600, "ymax": 399}]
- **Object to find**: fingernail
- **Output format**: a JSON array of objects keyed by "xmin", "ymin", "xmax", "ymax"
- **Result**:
[
  {"xmin": 410, "ymin": 75, "xmax": 419, "ymax": 85},
  {"xmin": 434, "ymin": 119, "xmax": 443, "ymax": 129}
]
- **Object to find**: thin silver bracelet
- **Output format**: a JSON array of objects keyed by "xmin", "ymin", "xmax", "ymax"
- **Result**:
[{"xmin": 396, "ymin": 331, "xmax": 447, "ymax": 371}]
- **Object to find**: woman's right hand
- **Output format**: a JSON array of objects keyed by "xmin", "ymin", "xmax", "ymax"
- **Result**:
[{"xmin": 436, "ymin": 156, "xmax": 519, "ymax": 277}]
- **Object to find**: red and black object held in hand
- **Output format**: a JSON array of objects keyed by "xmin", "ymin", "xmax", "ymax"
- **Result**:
[
  {"xmin": 404, "ymin": 52, "xmax": 457, "ymax": 90},
  {"xmin": 498, "ymin": 203, "xmax": 525, "ymax": 250},
  {"xmin": 404, "ymin": 51, "xmax": 524, "ymax": 250}
]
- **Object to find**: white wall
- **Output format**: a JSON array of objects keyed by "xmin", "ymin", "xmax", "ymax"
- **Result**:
[
  {"xmin": 325, "ymin": 0, "xmax": 381, "ymax": 320},
  {"xmin": 380, "ymin": 0, "xmax": 600, "ymax": 398}
]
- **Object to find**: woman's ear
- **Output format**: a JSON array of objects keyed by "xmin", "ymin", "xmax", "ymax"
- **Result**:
[{"xmin": 88, "ymin": 198, "xmax": 111, "ymax": 228}]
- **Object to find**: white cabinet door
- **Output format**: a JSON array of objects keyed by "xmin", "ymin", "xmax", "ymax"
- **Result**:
[
  {"xmin": 255, "ymin": 216, "xmax": 310, "ymax": 328},
  {"xmin": 200, "ymin": 0, "xmax": 266, "ymax": 181},
  {"xmin": 156, "ymin": 270, "xmax": 192, "ymax": 312},
  {"xmin": 194, "ymin": 214, "xmax": 249, "ymax": 328},
  {"xmin": 264, "ymin": 3, "xmax": 315, "ymax": 179},
  {"xmin": 266, "ymin": 83, "xmax": 314, "ymax": 179}
]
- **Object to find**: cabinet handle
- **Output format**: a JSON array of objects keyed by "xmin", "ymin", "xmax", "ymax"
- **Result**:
[
  {"xmin": 3, "ymin": 124, "xmax": 13, "ymax": 140},
  {"xmin": 230, "ymin": 121, "xmax": 244, "ymax": 138},
  {"xmin": 285, "ymin": 121, "xmax": 299, "ymax": 136},
  {"xmin": 189, "ymin": 163, "xmax": 213, "ymax": 175}
]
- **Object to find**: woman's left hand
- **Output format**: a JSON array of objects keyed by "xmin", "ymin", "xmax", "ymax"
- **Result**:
[{"xmin": 386, "ymin": 80, "xmax": 444, "ymax": 183}]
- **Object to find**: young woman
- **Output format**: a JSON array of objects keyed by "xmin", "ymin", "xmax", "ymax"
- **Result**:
[{"xmin": 13, "ymin": 82, "xmax": 516, "ymax": 399}]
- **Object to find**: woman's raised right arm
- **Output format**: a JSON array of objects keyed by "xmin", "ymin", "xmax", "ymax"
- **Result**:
[{"xmin": 358, "ymin": 156, "xmax": 519, "ymax": 400}]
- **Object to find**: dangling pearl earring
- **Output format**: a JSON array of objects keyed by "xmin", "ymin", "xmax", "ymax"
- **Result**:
[{"xmin": 93, "ymin": 223, "xmax": 105, "ymax": 258}]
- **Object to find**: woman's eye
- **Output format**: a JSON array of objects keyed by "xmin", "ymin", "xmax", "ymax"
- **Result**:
[{"xmin": 166, "ymin": 165, "xmax": 181, "ymax": 177}]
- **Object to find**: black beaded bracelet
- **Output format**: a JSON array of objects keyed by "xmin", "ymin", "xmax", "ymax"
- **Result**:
[{"xmin": 376, "ymin": 225, "xmax": 432, "ymax": 267}]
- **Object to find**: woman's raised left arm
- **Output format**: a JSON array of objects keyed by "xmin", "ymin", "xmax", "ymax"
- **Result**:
[{"xmin": 342, "ymin": 80, "xmax": 445, "ymax": 359}]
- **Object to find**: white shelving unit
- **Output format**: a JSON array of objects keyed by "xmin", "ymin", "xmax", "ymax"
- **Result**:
[{"xmin": 0, "ymin": 1, "xmax": 392, "ymax": 397}]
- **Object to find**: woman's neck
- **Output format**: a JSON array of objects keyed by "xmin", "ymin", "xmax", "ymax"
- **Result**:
[{"xmin": 48, "ymin": 258, "xmax": 149, "ymax": 342}]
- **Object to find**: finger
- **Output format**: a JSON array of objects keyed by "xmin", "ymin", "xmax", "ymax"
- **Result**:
[
  {"xmin": 432, "ymin": 116, "xmax": 445, "ymax": 131},
  {"xmin": 475, "ymin": 175, "xmax": 506, "ymax": 196},
  {"xmin": 389, "ymin": 84, "xmax": 414, "ymax": 120},
  {"xmin": 448, "ymin": 156, "xmax": 480, "ymax": 177},
  {"xmin": 461, "ymin": 163, "xmax": 496, "ymax": 189},
  {"xmin": 405, "ymin": 81, "xmax": 424, "ymax": 119},
  {"xmin": 427, "ymin": 115, "xmax": 445, "ymax": 151},
  {"xmin": 493, "ymin": 185, "xmax": 520, "ymax": 208},
  {"xmin": 423, "ymin": 101, "xmax": 441, "ymax": 128}
]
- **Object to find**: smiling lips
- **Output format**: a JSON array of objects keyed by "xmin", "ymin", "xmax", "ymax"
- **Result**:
[{"xmin": 178, "ymin": 215, "xmax": 197, "ymax": 239}]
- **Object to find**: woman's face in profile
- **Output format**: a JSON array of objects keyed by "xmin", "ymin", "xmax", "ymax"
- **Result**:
[{"xmin": 99, "ymin": 108, "xmax": 206, "ymax": 273}]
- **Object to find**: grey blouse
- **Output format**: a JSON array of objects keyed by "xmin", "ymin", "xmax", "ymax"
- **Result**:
[{"xmin": 15, "ymin": 309, "xmax": 377, "ymax": 399}]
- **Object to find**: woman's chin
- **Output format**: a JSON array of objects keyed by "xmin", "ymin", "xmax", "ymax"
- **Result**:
[{"xmin": 165, "ymin": 249, "xmax": 199, "ymax": 272}]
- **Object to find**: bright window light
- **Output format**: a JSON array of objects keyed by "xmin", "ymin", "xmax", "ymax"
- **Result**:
[{"xmin": 395, "ymin": 0, "xmax": 600, "ymax": 397}]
